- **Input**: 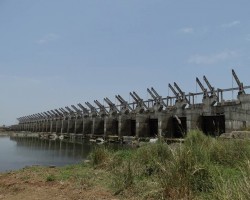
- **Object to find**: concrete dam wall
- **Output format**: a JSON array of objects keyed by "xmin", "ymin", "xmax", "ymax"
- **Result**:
[{"xmin": 12, "ymin": 70, "xmax": 250, "ymax": 139}]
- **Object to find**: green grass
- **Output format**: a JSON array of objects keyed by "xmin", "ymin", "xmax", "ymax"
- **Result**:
[
  {"xmin": 46, "ymin": 174, "xmax": 56, "ymax": 182},
  {"xmin": 37, "ymin": 130, "xmax": 250, "ymax": 199},
  {"xmin": 86, "ymin": 130, "xmax": 250, "ymax": 199}
]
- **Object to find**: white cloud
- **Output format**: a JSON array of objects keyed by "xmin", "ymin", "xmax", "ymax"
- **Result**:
[
  {"xmin": 180, "ymin": 27, "xmax": 194, "ymax": 34},
  {"xmin": 221, "ymin": 21, "xmax": 240, "ymax": 28},
  {"xmin": 188, "ymin": 51, "xmax": 238, "ymax": 65},
  {"xmin": 36, "ymin": 33, "xmax": 60, "ymax": 44}
]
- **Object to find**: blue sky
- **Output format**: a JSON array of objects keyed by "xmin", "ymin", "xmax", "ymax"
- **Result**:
[{"xmin": 1, "ymin": 0, "xmax": 250, "ymax": 125}]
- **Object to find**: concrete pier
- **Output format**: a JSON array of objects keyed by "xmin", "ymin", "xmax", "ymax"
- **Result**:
[
  {"xmin": 83, "ymin": 118, "xmax": 92, "ymax": 136},
  {"xmin": 118, "ymin": 115, "xmax": 135, "ymax": 138},
  {"xmin": 67, "ymin": 118, "xmax": 75, "ymax": 134},
  {"xmin": 74, "ymin": 117, "xmax": 83, "ymax": 134},
  {"xmin": 61, "ymin": 119, "xmax": 68, "ymax": 134},
  {"xmin": 104, "ymin": 117, "xmax": 118, "ymax": 137},
  {"xmin": 92, "ymin": 117, "xmax": 104, "ymax": 136}
]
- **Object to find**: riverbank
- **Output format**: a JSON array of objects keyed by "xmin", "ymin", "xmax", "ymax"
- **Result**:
[
  {"xmin": 0, "ymin": 165, "xmax": 115, "ymax": 200},
  {"xmin": 1, "ymin": 130, "xmax": 250, "ymax": 199},
  {"xmin": 0, "ymin": 132, "xmax": 9, "ymax": 137}
]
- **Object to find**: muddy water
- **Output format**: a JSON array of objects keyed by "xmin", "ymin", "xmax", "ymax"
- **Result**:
[{"xmin": 0, "ymin": 135, "xmax": 92, "ymax": 172}]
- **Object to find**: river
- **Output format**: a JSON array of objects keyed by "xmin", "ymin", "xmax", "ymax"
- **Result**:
[{"xmin": 0, "ymin": 135, "xmax": 92, "ymax": 172}]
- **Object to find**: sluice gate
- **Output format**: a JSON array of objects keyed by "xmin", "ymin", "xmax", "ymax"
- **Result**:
[{"xmin": 12, "ymin": 69, "xmax": 250, "ymax": 139}]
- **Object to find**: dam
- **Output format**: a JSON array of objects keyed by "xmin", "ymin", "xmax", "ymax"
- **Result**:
[{"xmin": 11, "ymin": 69, "xmax": 250, "ymax": 140}]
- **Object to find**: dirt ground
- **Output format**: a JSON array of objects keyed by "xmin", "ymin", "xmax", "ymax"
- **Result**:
[{"xmin": 0, "ymin": 167, "xmax": 118, "ymax": 200}]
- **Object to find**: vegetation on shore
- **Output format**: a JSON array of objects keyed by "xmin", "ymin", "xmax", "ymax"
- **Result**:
[
  {"xmin": 1, "ymin": 130, "xmax": 250, "ymax": 199},
  {"xmin": 88, "ymin": 130, "xmax": 250, "ymax": 199}
]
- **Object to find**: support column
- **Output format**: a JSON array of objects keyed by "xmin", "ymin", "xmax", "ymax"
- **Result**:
[
  {"xmin": 67, "ymin": 118, "xmax": 75, "ymax": 134},
  {"xmin": 118, "ymin": 115, "xmax": 133, "ymax": 138},
  {"xmin": 61, "ymin": 118, "xmax": 68, "ymax": 134},
  {"xmin": 157, "ymin": 113, "xmax": 171, "ymax": 137},
  {"xmin": 74, "ymin": 117, "xmax": 83, "ymax": 134},
  {"xmin": 136, "ymin": 114, "xmax": 149, "ymax": 138},
  {"xmin": 186, "ymin": 109, "xmax": 202, "ymax": 132},
  {"xmin": 50, "ymin": 119, "xmax": 56, "ymax": 133},
  {"xmin": 55, "ymin": 119, "xmax": 62, "ymax": 134},
  {"xmin": 92, "ymin": 117, "xmax": 104, "ymax": 136},
  {"xmin": 104, "ymin": 116, "xmax": 118, "ymax": 137},
  {"xmin": 83, "ymin": 117, "xmax": 92, "ymax": 136}
]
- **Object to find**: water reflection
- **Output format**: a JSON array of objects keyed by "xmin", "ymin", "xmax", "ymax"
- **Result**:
[
  {"xmin": 11, "ymin": 137, "xmax": 91, "ymax": 158},
  {"xmin": 0, "ymin": 136, "xmax": 92, "ymax": 172}
]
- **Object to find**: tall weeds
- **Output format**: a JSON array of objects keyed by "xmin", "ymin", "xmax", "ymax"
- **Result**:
[{"xmin": 88, "ymin": 130, "xmax": 250, "ymax": 199}]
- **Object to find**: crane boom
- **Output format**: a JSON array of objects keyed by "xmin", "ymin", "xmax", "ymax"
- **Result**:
[
  {"xmin": 174, "ymin": 82, "xmax": 184, "ymax": 96},
  {"xmin": 174, "ymin": 82, "xmax": 190, "ymax": 104},
  {"xmin": 59, "ymin": 108, "xmax": 68, "ymax": 115},
  {"xmin": 50, "ymin": 110, "xmax": 57, "ymax": 116},
  {"xmin": 148, "ymin": 87, "xmax": 167, "ymax": 107},
  {"xmin": 40, "ymin": 113, "xmax": 47, "ymax": 118},
  {"xmin": 232, "ymin": 69, "xmax": 245, "ymax": 94},
  {"xmin": 169, "ymin": 83, "xmax": 179, "ymax": 98},
  {"xmin": 104, "ymin": 97, "xmax": 119, "ymax": 112},
  {"xmin": 133, "ymin": 91, "xmax": 148, "ymax": 109},
  {"xmin": 77, "ymin": 103, "xmax": 89, "ymax": 113},
  {"xmin": 47, "ymin": 111, "xmax": 55, "ymax": 117},
  {"xmin": 115, "ymin": 95, "xmax": 132, "ymax": 111},
  {"xmin": 116, "ymin": 95, "xmax": 127, "ymax": 104},
  {"xmin": 196, "ymin": 77, "xmax": 206, "ymax": 92},
  {"xmin": 129, "ymin": 92, "xmax": 138, "ymax": 102},
  {"xmin": 31, "ymin": 114, "xmax": 36, "ymax": 120},
  {"xmin": 85, "ymin": 102, "xmax": 97, "ymax": 113},
  {"xmin": 151, "ymin": 87, "xmax": 161, "ymax": 98},
  {"xmin": 71, "ymin": 105, "xmax": 81, "ymax": 113},
  {"xmin": 115, "ymin": 95, "xmax": 123, "ymax": 104},
  {"xmin": 65, "ymin": 106, "xmax": 74, "ymax": 114},
  {"xmin": 55, "ymin": 109, "xmax": 63, "ymax": 116},
  {"xmin": 203, "ymin": 76, "xmax": 214, "ymax": 92},
  {"xmin": 43, "ymin": 112, "xmax": 50, "ymax": 118},
  {"xmin": 94, "ymin": 100, "xmax": 108, "ymax": 112},
  {"xmin": 196, "ymin": 77, "xmax": 208, "ymax": 97},
  {"xmin": 147, "ymin": 88, "xmax": 157, "ymax": 100}
]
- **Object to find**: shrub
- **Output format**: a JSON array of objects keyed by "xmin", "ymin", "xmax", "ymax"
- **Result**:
[
  {"xmin": 89, "ymin": 146, "xmax": 113, "ymax": 168},
  {"xmin": 46, "ymin": 174, "xmax": 56, "ymax": 182}
]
